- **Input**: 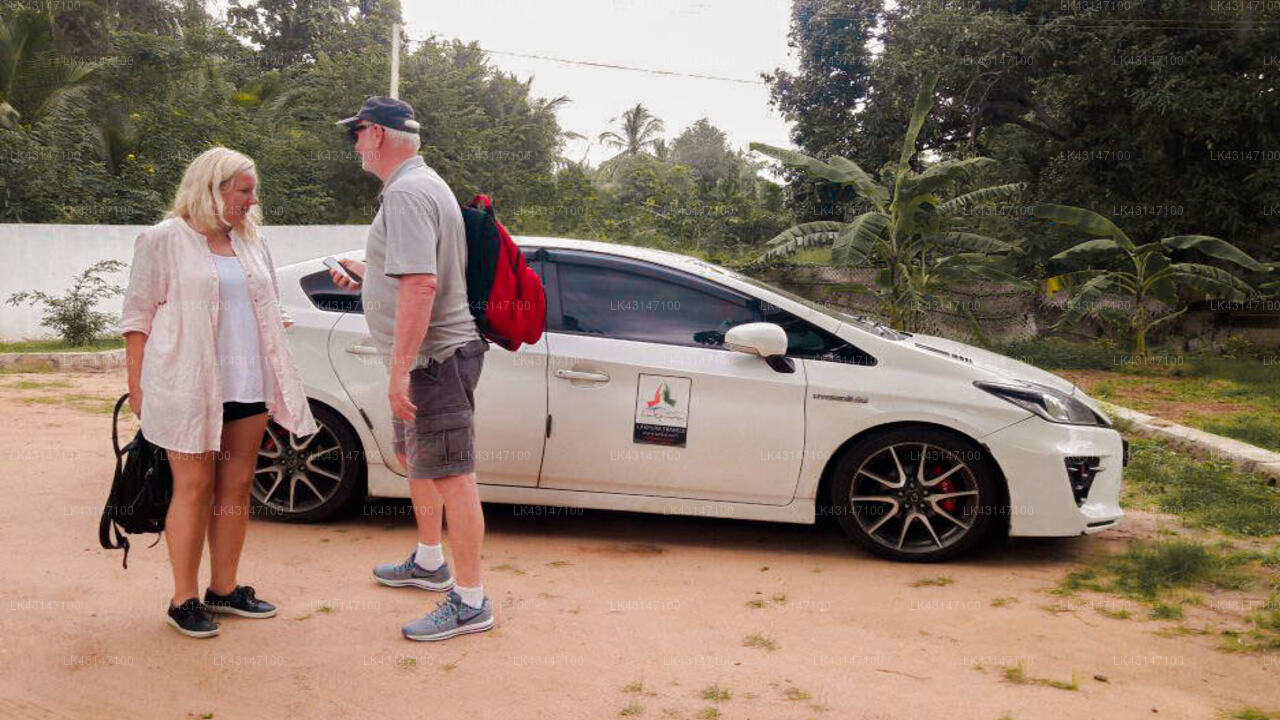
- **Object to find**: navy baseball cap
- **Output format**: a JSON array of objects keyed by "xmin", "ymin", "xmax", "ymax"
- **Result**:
[{"xmin": 335, "ymin": 96, "xmax": 421, "ymax": 133}]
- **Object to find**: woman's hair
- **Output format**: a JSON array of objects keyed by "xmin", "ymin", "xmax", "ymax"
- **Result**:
[{"xmin": 166, "ymin": 147, "xmax": 261, "ymax": 241}]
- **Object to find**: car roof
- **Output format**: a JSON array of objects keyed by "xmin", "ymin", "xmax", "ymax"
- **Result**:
[{"xmin": 514, "ymin": 236, "xmax": 742, "ymax": 282}]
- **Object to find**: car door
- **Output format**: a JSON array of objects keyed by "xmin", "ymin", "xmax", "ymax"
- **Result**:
[
  {"xmin": 538, "ymin": 250, "xmax": 806, "ymax": 505},
  {"xmin": 324, "ymin": 254, "xmax": 548, "ymax": 488}
]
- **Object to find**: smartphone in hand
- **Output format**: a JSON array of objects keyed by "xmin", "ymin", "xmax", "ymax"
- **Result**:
[{"xmin": 324, "ymin": 257, "xmax": 362, "ymax": 287}]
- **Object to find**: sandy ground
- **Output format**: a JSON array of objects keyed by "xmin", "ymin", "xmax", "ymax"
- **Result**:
[{"xmin": 1, "ymin": 369, "xmax": 1277, "ymax": 720}]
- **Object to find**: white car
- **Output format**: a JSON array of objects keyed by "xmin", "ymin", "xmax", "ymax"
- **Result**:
[{"xmin": 257, "ymin": 237, "xmax": 1126, "ymax": 562}]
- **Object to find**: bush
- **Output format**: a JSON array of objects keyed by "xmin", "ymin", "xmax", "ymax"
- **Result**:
[{"xmin": 6, "ymin": 260, "xmax": 127, "ymax": 347}]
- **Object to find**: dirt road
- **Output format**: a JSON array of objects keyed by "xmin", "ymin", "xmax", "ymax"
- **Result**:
[{"xmin": 0, "ymin": 370, "xmax": 1275, "ymax": 719}]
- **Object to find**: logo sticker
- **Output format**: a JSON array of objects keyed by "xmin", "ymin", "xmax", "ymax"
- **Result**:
[{"xmin": 634, "ymin": 374, "xmax": 691, "ymax": 447}]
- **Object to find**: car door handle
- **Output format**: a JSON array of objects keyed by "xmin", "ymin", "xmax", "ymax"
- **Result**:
[
  {"xmin": 554, "ymin": 369, "xmax": 610, "ymax": 383},
  {"xmin": 345, "ymin": 345, "xmax": 379, "ymax": 355}
]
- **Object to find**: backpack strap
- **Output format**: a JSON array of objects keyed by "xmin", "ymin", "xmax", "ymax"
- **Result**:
[{"xmin": 99, "ymin": 394, "xmax": 132, "ymax": 568}]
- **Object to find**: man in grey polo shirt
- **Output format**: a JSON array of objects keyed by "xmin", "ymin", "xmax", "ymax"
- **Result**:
[{"xmin": 331, "ymin": 97, "xmax": 494, "ymax": 641}]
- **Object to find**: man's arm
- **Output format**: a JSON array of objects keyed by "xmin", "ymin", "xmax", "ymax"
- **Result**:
[{"xmin": 390, "ymin": 273, "xmax": 438, "ymax": 377}]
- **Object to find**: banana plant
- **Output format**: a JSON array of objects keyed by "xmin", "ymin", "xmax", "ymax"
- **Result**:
[
  {"xmin": 0, "ymin": 11, "xmax": 96, "ymax": 129},
  {"xmin": 748, "ymin": 72, "xmax": 1026, "ymax": 331},
  {"xmin": 1032, "ymin": 204, "xmax": 1274, "ymax": 356}
]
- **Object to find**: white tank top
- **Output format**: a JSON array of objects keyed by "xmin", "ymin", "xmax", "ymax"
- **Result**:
[{"xmin": 212, "ymin": 253, "xmax": 271, "ymax": 403}]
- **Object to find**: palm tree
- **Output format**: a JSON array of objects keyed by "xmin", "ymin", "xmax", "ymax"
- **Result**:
[
  {"xmin": 749, "ymin": 72, "xmax": 1026, "ymax": 331},
  {"xmin": 597, "ymin": 102, "xmax": 665, "ymax": 160},
  {"xmin": 0, "ymin": 11, "xmax": 96, "ymax": 129},
  {"xmin": 1032, "ymin": 204, "xmax": 1273, "ymax": 356}
]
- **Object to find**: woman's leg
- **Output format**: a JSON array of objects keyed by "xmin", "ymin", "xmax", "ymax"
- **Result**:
[
  {"xmin": 207, "ymin": 411, "xmax": 269, "ymax": 595},
  {"xmin": 166, "ymin": 449, "xmax": 216, "ymax": 604}
]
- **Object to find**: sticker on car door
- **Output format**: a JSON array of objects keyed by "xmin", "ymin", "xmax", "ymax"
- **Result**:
[{"xmin": 633, "ymin": 374, "xmax": 691, "ymax": 447}]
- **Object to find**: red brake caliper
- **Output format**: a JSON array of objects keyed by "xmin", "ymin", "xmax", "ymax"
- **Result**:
[{"xmin": 931, "ymin": 465, "xmax": 957, "ymax": 512}]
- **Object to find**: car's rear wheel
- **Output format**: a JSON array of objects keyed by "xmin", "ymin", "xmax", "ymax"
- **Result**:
[
  {"xmin": 251, "ymin": 401, "xmax": 365, "ymax": 523},
  {"xmin": 831, "ymin": 426, "xmax": 1002, "ymax": 562}
]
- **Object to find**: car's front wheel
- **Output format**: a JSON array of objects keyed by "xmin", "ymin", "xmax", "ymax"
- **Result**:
[
  {"xmin": 830, "ymin": 426, "xmax": 1003, "ymax": 562},
  {"xmin": 251, "ymin": 401, "xmax": 365, "ymax": 523}
]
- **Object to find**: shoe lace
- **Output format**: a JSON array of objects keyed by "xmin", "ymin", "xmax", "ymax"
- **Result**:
[
  {"xmin": 425, "ymin": 596, "xmax": 460, "ymax": 624},
  {"xmin": 236, "ymin": 585, "xmax": 258, "ymax": 604}
]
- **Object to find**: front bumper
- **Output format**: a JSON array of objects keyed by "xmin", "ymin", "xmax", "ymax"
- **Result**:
[{"xmin": 982, "ymin": 416, "xmax": 1125, "ymax": 537}]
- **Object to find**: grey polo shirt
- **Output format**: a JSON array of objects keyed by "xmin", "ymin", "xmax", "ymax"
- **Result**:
[{"xmin": 363, "ymin": 156, "xmax": 479, "ymax": 370}]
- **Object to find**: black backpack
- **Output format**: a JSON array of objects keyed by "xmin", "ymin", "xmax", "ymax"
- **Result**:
[{"xmin": 98, "ymin": 394, "xmax": 173, "ymax": 568}]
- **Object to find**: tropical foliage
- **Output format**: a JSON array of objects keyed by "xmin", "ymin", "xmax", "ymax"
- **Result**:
[
  {"xmin": 750, "ymin": 73, "xmax": 1026, "ymax": 332},
  {"xmin": 1032, "ymin": 204, "xmax": 1273, "ymax": 356}
]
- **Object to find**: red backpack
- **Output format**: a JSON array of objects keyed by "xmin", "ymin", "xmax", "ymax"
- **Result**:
[{"xmin": 460, "ymin": 195, "xmax": 546, "ymax": 351}]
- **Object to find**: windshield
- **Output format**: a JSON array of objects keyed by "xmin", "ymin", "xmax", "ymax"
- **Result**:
[{"xmin": 709, "ymin": 263, "xmax": 911, "ymax": 341}]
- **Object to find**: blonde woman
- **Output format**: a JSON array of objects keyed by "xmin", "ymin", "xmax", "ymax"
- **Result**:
[{"xmin": 120, "ymin": 147, "xmax": 318, "ymax": 638}]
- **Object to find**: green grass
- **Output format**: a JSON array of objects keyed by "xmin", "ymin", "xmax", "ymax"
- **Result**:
[
  {"xmin": 619, "ymin": 701, "xmax": 644, "ymax": 717},
  {"xmin": 742, "ymin": 633, "xmax": 778, "ymax": 651},
  {"xmin": 1061, "ymin": 540, "xmax": 1252, "ymax": 601},
  {"xmin": 1000, "ymin": 661, "xmax": 1078, "ymax": 691},
  {"xmin": 782, "ymin": 685, "xmax": 812, "ymax": 701},
  {"xmin": 1223, "ymin": 707, "xmax": 1280, "ymax": 719},
  {"xmin": 0, "ymin": 336, "xmax": 124, "ymax": 353},
  {"xmin": 700, "ymin": 685, "xmax": 730, "ymax": 702},
  {"xmin": 1, "ymin": 379, "xmax": 73, "ymax": 390},
  {"xmin": 1123, "ymin": 436, "xmax": 1280, "ymax": 536},
  {"xmin": 910, "ymin": 576, "xmax": 954, "ymax": 587},
  {"xmin": 1196, "ymin": 413, "xmax": 1280, "ymax": 452},
  {"xmin": 990, "ymin": 596, "xmax": 1018, "ymax": 608}
]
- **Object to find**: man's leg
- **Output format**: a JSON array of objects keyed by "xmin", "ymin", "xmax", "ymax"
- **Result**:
[
  {"xmin": 406, "ymin": 468, "xmax": 445, "ymax": 546},
  {"xmin": 431, "ymin": 471, "xmax": 484, "ymax": 588},
  {"xmin": 372, "ymin": 419, "xmax": 453, "ymax": 590}
]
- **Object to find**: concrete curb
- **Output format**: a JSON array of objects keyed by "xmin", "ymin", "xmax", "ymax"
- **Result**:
[
  {"xmin": 0, "ymin": 348, "xmax": 125, "ymax": 373},
  {"xmin": 1099, "ymin": 400, "xmax": 1280, "ymax": 483}
]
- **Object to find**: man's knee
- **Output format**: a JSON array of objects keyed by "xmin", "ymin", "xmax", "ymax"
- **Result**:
[{"xmin": 432, "ymin": 471, "xmax": 477, "ymax": 496}]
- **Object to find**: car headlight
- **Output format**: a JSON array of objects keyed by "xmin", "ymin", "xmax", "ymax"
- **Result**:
[{"xmin": 974, "ymin": 380, "xmax": 1107, "ymax": 426}]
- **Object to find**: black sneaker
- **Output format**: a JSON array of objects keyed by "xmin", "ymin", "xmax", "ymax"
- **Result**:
[
  {"xmin": 167, "ymin": 598, "xmax": 219, "ymax": 638},
  {"xmin": 204, "ymin": 585, "xmax": 278, "ymax": 619}
]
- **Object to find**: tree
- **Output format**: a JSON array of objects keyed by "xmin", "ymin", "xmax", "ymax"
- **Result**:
[
  {"xmin": 1032, "ymin": 204, "xmax": 1273, "ymax": 356},
  {"xmin": 597, "ymin": 102, "xmax": 665, "ymax": 161},
  {"xmin": 0, "ymin": 9, "xmax": 96, "ymax": 128},
  {"xmin": 751, "ymin": 73, "xmax": 1026, "ymax": 332},
  {"xmin": 669, "ymin": 118, "xmax": 740, "ymax": 184},
  {"xmin": 764, "ymin": 0, "xmax": 881, "ymax": 162},
  {"xmin": 860, "ymin": 0, "xmax": 1280, "ymax": 264}
]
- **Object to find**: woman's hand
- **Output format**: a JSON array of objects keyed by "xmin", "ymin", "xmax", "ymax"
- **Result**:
[
  {"xmin": 330, "ymin": 259, "xmax": 365, "ymax": 290},
  {"xmin": 128, "ymin": 388, "xmax": 142, "ymax": 420}
]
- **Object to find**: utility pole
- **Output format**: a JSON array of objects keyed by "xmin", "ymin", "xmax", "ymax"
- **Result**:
[{"xmin": 389, "ymin": 23, "xmax": 401, "ymax": 99}]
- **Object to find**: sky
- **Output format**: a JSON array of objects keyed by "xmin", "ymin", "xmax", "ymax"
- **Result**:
[{"xmin": 397, "ymin": 0, "xmax": 799, "ymax": 165}]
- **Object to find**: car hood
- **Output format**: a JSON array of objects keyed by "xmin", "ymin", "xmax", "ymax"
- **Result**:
[{"xmin": 903, "ymin": 333, "xmax": 1078, "ymax": 395}]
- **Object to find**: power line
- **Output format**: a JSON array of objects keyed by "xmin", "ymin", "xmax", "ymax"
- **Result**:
[{"xmin": 410, "ymin": 33, "xmax": 768, "ymax": 85}]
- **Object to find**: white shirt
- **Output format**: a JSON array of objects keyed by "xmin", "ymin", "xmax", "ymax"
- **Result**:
[
  {"xmin": 119, "ymin": 217, "xmax": 317, "ymax": 453},
  {"xmin": 212, "ymin": 252, "xmax": 271, "ymax": 403}
]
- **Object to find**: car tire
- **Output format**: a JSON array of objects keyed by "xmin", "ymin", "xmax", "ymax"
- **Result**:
[
  {"xmin": 830, "ymin": 426, "xmax": 1003, "ymax": 563},
  {"xmin": 251, "ymin": 401, "xmax": 366, "ymax": 523}
]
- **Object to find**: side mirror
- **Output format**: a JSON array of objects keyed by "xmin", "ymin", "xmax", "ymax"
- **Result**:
[{"xmin": 723, "ymin": 321, "xmax": 787, "ymax": 355}]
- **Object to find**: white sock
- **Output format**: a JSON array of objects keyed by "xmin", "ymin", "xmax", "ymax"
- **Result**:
[
  {"xmin": 455, "ymin": 584, "xmax": 485, "ymax": 609},
  {"xmin": 414, "ymin": 543, "xmax": 444, "ymax": 571}
]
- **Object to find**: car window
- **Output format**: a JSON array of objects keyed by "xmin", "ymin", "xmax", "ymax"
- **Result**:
[
  {"xmin": 760, "ymin": 301, "xmax": 877, "ymax": 366},
  {"xmin": 301, "ymin": 269, "xmax": 362, "ymax": 313},
  {"xmin": 552, "ymin": 261, "xmax": 756, "ymax": 348},
  {"xmin": 301, "ymin": 248, "xmax": 542, "ymax": 315}
]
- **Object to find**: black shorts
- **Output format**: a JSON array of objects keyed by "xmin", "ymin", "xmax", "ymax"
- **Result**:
[{"xmin": 223, "ymin": 401, "xmax": 268, "ymax": 423}]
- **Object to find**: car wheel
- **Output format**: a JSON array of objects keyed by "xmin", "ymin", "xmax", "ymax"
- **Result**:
[
  {"xmin": 251, "ymin": 401, "xmax": 365, "ymax": 523},
  {"xmin": 831, "ymin": 426, "xmax": 1002, "ymax": 562}
]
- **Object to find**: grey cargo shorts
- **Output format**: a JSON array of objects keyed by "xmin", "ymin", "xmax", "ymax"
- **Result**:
[{"xmin": 392, "ymin": 338, "xmax": 488, "ymax": 479}]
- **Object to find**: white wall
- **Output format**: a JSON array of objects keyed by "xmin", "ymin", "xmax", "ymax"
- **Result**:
[{"xmin": 1, "ymin": 224, "xmax": 369, "ymax": 341}]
